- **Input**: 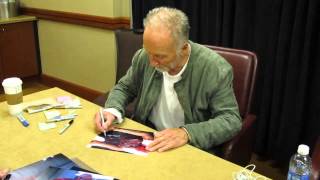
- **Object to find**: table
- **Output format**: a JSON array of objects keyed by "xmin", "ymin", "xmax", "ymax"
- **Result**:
[{"xmin": 0, "ymin": 87, "xmax": 267, "ymax": 179}]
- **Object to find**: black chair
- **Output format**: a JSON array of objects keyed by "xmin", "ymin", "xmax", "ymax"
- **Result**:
[{"xmin": 95, "ymin": 29, "xmax": 258, "ymax": 166}]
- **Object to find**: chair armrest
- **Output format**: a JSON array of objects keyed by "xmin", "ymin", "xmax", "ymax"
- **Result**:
[
  {"xmin": 312, "ymin": 137, "xmax": 320, "ymax": 180},
  {"xmin": 313, "ymin": 158, "xmax": 320, "ymax": 180},
  {"xmin": 93, "ymin": 92, "xmax": 109, "ymax": 107},
  {"xmin": 125, "ymin": 99, "xmax": 136, "ymax": 119},
  {"xmin": 221, "ymin": 114, "xmax": 256, "ymax": 166}
]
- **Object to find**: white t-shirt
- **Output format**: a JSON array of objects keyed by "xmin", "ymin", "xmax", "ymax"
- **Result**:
[{"xmin": 149, "ymin": 46, "xmax": 191, "ymax": 130}]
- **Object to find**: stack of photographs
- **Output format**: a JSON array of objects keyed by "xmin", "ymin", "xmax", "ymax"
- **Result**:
[{"xmin": 7, "ymin": 153, "xmax": 117, "ymax": 180}]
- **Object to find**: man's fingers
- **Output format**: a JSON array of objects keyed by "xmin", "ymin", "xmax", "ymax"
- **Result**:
[
  {"xmin": 153, "ymin": 131, "xmax": 165, "ymax": 138},
  {"xmin": 94, "ymin": 112, "xmax": 104, "ymax": 132},
  {"xmin": 147, "ymin": 137, "xmax": 162, "ymax": 150},
  {"xmin": 105, "ymin": 116, "xmax": 113, "ymax": 127},
  {"xmin": 105, "ymin": 112, "xmax": 116, "ymax": 131},
  {"xmin": 147, "ymin": 128, "xmax": 189, "ymax": 152},
  {"xmin": 158, "ymin": 143, "xmax": 172, "ymax": 152},
  {"xmin": 94, "ymin": 111, "xmax": 116, "ymax": 132},
  {"xmin": 147, "ymin": 138, "xmax": 168, "ymax": 151},
  {"xmin": 104, "ymin": 123, "xmax": 114, "ymax": 132},
  {"xmin": 0, "ymin": 168, "xmax": 10, "ymax": 180}
]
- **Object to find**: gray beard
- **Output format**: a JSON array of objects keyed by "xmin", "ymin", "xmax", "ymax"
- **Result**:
[
  {"xmin": 154, "ymin": 53, "xmax": 184, "ymax": 74},
  {"xmin": 155, "ymin": 67, "xmax": 167, "ymax": 73}
]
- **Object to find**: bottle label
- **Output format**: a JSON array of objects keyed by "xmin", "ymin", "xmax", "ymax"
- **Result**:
[{"xmin": 287, "ymin": 171, "xmax": 310, "ymax": 180}]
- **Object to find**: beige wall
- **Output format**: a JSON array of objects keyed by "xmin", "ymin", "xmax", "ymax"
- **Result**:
[
  {"xmin": 21, "ymin": 0, "xmax": 114, "ymax": 17},
  {"xmin": 20, "ymin": 0, "xmax": 131, "ymax": 92},
  {"xmin": 114, "ymin": 0, "xmax": 131, "ymax": 17}
]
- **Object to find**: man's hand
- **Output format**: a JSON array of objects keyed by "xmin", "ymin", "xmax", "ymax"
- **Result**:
[
  {"xmin": 94, "ymin": 110, "xmax": 116, "ymax": 132},
  {"xmin": 0, "ymin": 169, "xmax": 9, "ymax": 180},
  {"xmin": 146, "ymin": 128, "xmax": 189, "ymax": 152}
]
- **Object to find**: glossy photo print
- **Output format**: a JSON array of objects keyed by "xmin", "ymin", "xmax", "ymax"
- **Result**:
[
  {"xmin": 8, "ymin": 154, "xmax": 79, "ymax": 180},
  {"xmin": 36, "ymin": 167, "xmax": 115, "ymax": 180},
  {"xmin": 7, "ymin": 154, "xmax": 117, "ymax": 180},
  {"xmin": 87, "ymin": 128, "xmax": 154, "ymax": 156}
]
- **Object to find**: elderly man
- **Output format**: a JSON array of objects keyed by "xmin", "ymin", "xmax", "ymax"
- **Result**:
[{"xmin": 95, "ymin": 7, "xmax": 241, "ymax": 152}]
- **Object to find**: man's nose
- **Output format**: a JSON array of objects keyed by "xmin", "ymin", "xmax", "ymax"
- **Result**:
[{"xmin": 150, "ymin": 56, "xmax": 160, "ymax": 66}]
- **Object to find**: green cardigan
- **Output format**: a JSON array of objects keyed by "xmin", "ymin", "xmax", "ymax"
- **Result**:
[{"xmin": 106, "ymin": 41, "xmax": 241, "ymax": 150}]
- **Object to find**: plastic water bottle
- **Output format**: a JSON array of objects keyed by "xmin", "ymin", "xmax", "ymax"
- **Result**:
[{"xmin": 287, "ymin": 144, "xmax": 312, "ymax": 180}]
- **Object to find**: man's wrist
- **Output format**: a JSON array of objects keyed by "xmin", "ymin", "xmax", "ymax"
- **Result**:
[
  {"xmin": 180, "ymin": 126, "xmax": 191, "ymax": 143},
  {"xmin": 103, "ymin": 108, "xmax": 124, "ymax": 123}
]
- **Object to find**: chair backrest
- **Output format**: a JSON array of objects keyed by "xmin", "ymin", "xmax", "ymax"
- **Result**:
[
  {"xmin": 312, "ymin": 136, "xmax": 320, "ymax": 180},
  {"xmin": 205, "ymin": 45, "xmax": 258, "ymax": 118},
  {"xmin": 115, "ymin": 29, "xmax": 143, "ymax": 82}
]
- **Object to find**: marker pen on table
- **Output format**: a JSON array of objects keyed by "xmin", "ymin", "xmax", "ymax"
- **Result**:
[
  {"xmin": 16, "ymin": 114, "xmax": 29, "ymax": 127},
  {"xmin": 49, "ymin": 114, "xmax": 77, "ymax": 122},
  {"xmin": 59, "ymin": 119, "xmax": 74, "ymax": 134}
]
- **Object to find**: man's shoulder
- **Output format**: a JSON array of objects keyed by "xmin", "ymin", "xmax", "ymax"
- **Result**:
[
  {"xmin": 132, "ymin": 48, "xmax": 150, "ymax": 65},
  {"xmin": 131, "ymin": 48, "xmax": 155, "ymax": 75}
]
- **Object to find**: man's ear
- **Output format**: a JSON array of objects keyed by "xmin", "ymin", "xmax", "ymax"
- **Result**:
[{"xmin": 182, "ymin": 42, "xmax": 188, "ymax": 50}]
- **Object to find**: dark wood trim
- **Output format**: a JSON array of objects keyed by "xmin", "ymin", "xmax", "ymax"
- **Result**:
[
  {"xmin": 41, "ymin": 74, "xmax": 104, "ymax": 102},
  {"xmin": 21, "ymin": 7, "xmax": 130, "ymax": 30}
]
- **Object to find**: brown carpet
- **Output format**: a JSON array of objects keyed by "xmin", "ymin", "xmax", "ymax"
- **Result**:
[{"xmin": 250, "ymin": 153, "xmax": 287, "ymax": 180}]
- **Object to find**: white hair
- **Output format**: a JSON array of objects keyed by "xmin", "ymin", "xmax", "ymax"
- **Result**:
[{"xmin": 143, "ymin": 7, "xmax": 190, "ymax": 49}]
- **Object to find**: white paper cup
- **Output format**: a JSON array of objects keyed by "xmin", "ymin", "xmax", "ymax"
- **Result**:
[{"xmin": 2, "ymin": 77, "xmax": 23, "ymax": 115}]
